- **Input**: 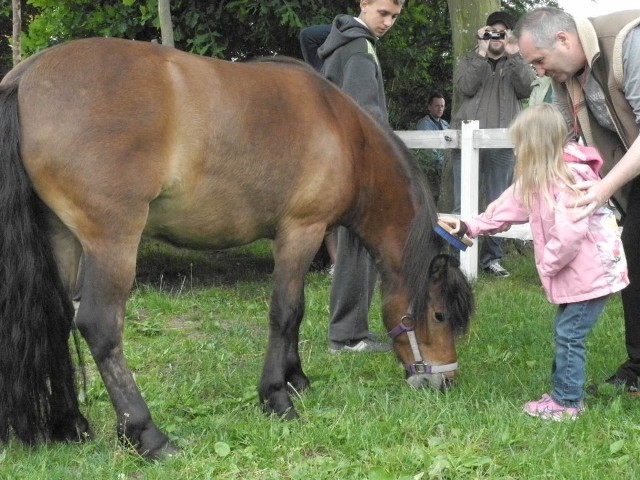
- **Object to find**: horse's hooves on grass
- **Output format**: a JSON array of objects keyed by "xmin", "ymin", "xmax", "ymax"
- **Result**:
[
  {"xmin": 287, "ymin": 376, "xmax": 311, "ymax": 396},
  {"xmin": 142, "ymin": 441, "xmax": 179, "ymax": 462},
  {"xmin": 262, "ymin": 404, "xmax": 299, "ymax": 421},
  {"xmin": 280, "ymin": 407, "xmax": 299, "ymax": 421},
  {"xmin": 261, "ymin": 392, "xmax": 299, "ymax": 420},
  {"xmin": 259, "ymin": 385, "xmax": 302, "ymax": 420},
  {"xmin": 51, "ymin": 414, "xmax": 94, "ymax": 443}
]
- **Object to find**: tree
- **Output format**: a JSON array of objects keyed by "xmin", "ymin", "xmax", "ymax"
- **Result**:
[
  {"xmin": 11, "ymin": 0, "xmax": 20, "ymax": 64},
  {"xmin": 158, "ymin": 0, "xmax": 174, "ymax": 46},
  {"xmin": 1, "ymin": 0, "xmax": 558, "ymax": 127},
  {"xmin": 447, "ymin": 0, "xmax": 500, "ymax": 64}
]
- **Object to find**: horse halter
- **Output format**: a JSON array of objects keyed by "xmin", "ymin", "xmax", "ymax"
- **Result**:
[{"xmin": 387, "ymin": 313, "xmax": 458, "ymax": 376}]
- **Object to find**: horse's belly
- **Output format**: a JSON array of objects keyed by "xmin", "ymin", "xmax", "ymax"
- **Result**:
[{"xmin": 144, "ymin": 201, "xmax": 275, "ymax": 251}]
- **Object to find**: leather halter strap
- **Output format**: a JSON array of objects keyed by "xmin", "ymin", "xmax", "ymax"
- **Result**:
[{"xmin": 388, "ymin": 314, "xmax": 458, "ymax": 376}]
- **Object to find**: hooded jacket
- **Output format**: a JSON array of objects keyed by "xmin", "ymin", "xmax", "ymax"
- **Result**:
[
  {"xmin": 553, "ymin": 10, "xmax": 640, "ymax": 213},
  {"xmin": 464, "ymin": 144, "xmax": 629, "ymax": 304},
  {"xmin": 450, "ymin": 49, "xmax": 534, "ymax": 130},
  {"xmin": 318, "ymin": 14, "xmax": 388, "ymax": 125}
]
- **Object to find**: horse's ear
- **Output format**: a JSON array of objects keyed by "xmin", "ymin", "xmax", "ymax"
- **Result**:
[
  {"xmin": 428, "ymin": 254, "xmax": 460, "ymax": 280},
  {"xmin": 428, "ymin": 253, "xmax": 447, "ymax": 277},
  {"xmin": 445, "ymin": 254, "xmax": 460, "ymax": 268}
]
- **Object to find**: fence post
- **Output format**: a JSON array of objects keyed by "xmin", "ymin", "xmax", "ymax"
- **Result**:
[
  {"xmin": 396, "ymin": 127, "xmax": 527, "ymax": 280},
  {"xmin": 459, "ymin": 120, "xmax": 479, "ymax": 279}
]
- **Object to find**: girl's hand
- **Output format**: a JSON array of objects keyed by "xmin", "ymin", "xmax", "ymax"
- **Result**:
[{"xmin": 438, "ymin": 215, "xmax": 462, "ymax": 234}]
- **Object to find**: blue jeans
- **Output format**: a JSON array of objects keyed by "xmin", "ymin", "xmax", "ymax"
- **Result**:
[
  {"xmin": 452, "ymin": 148, "xmax": 514, "ymax": 269},
  {"xmin": 551, "ymin": 296, "xmax": 609, "ymax": 407}
]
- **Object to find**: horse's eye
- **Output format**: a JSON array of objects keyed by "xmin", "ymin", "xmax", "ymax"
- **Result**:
[{"xmin": 434, "ymin": 312, "xmax": 445, "ymax": 322}]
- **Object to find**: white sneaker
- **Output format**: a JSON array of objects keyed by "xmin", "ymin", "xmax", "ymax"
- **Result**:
[
  {"xmin": 329, "ymin": 336, "xmax": 391, "ymax": 353},
  {"xmin": 483, "ymin": 262, "xmax": 510, "ymax": 278}
]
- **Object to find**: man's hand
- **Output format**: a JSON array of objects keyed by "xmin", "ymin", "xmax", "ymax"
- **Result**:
[
  {"xmin": 476, "ymin": 26, "xmax": 490, "ymax": 57},
  {"xmin": 504, "ymin": 30, "xmax": 519, "ymax": 55},
  {"xmin": 572, "ymin": 180, "xmax": 607, "ymax": 221}
]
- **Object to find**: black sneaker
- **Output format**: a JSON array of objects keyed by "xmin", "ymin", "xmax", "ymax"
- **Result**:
[
  {"xmin": 605, "ymin": 375, "xmax": 639, "ymax": 396},
  {"xmin": 483, "ymin": 262, "xmax": 510, "ymax": 278}
]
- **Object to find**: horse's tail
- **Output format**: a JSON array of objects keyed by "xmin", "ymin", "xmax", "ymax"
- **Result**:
[{"xmin": 0, "ymin": 82, "xmax": 81, "ymax": 445}]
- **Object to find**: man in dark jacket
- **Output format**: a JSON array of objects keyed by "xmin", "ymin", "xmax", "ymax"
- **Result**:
[
  {"xmin": 450, "ymin": 11, "xmax": 535, "ymax": 278},
  {"xmin": 313, "ymin": 0, "xmax": 404, "ymax": 353}
]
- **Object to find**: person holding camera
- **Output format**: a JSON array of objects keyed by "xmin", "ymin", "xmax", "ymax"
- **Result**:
[{"xmin": 449, "ymin": 11, "xmax": 535, "ymax": 277}]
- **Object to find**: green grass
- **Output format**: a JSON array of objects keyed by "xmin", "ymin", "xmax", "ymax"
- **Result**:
[{"xmin": 1, "ymin": 240, "xmax": 639, "ymax": 479}]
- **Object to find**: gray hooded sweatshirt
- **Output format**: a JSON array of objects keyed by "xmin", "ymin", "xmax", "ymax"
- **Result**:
[{"xmin": 318, "ymin": 14, "xmax": 388, "ymax": 125}]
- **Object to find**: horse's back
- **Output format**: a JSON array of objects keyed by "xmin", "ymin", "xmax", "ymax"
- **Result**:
[{"xmin": 10, "ymin": 38, "xmax": 364, "ymax": 250}]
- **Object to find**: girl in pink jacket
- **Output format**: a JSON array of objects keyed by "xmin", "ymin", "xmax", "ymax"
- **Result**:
[{"xmin": 441, "ymin": 104, "xmax": 629, "ymax": 421}]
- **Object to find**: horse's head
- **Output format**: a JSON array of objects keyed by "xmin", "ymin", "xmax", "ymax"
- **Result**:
[{"xmin": 388, "ymin": 254, "xmax": 474, "ymax": 391}]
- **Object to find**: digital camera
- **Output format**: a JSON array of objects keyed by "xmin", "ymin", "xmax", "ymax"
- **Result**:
[{"xmin": 479, "ymin": 31, "xmax": 506, "ymax": 40}]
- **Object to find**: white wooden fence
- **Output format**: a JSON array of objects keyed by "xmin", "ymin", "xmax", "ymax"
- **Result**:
[{"xmin": 396, "ymin": 120, "xmax": 532, "ymax": 280}]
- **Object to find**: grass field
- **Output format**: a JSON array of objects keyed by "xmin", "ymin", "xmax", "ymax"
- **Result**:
[{"xmin": 1, "ymin": 239, "xmax": 639, "ymax": 479}]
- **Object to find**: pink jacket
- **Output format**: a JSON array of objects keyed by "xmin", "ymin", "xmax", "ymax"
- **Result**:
[{"xmin": 465, "ymin": 144, "xmax": 629, "ymax": 304}]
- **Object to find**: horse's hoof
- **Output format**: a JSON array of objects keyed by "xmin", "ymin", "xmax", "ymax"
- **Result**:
[
  {"xmin": 260, "ymin": 388, "xmax": 300, "ymax": 420},
  {"xmin": 280, "ymin": 406, "xmax": 299, "ymax": 420},
  {"xmin": 51, "ymin": 414, "xmax": 94, "ymax": 443},
  {"xmin": 287, "ymin": 374, "xmax": 311, "ymax": 395},
  {"xmin": 141, "ymin": 441, "xmax": 179, "ymax": 462},
  {"xmin": 263, "ymin": 403, "xmax": 299, "ymax": 420},
  {"xmin": 261, "ymin": 399, "xmax": 299, "ymax": 420}
]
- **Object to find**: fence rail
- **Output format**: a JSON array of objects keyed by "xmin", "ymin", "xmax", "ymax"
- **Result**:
[{"xmin": 396, "ymin": 121, "xmax": 532, "ymax": 279}]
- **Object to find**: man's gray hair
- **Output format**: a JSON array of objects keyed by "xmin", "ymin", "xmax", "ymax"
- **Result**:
[{"xmin": 513, "ymin": 7, "xmax": 577, "ymax": 48}]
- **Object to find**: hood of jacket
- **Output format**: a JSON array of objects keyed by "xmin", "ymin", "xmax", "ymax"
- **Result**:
[
  {"xmin": 318, "ymin": 15, "xmax": 377, "ymax": 60},
  {"xmin": 563, "ymin": 142, "xmax": 603, "ymax": 178}
]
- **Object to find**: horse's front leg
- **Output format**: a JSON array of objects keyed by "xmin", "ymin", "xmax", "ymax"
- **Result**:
[
  {"xmin": 285, "ymin": 310, "xmax": 311, "ymax": 396},
  {"xmin": 76, "ymin": 254, "xmax": 176, "ymax": 460},
  {"xmin": 258, "ymin": 229, "xmax": 321, "ymax": 418},
  {"xmin": 259, "ymin": 274, "xmax": 309, "ymax": 419}
]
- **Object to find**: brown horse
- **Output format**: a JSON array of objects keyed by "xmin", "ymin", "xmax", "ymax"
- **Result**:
[{"xmin": 0, "ymin": 37, "xmax": 473, "ymax": 459}]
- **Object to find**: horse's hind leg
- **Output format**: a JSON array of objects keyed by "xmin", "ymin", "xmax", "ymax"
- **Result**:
[
  {"xmin": 74, "ymin": 239, "xmax": 175, "ymax": 460},
  {"xmin": 48, "ymin": 216, "xmax": 93, "ymax": 442},
  {"xmin": 259, "ymin": 225, "xmax": 324, "ymax": 419}
]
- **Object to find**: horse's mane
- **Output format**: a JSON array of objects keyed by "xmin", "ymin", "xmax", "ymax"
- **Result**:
[
  {"xmin": 247, "ymin": 56, "xmax": 473, "ymax": 335},
  {"xmin": 387, "ymin": 132, "xmax": 473, "ymax": 336}
]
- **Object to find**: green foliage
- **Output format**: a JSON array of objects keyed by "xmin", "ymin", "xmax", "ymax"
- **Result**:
[
  {"xmin": 21, "ymin": 0, "xmax": 159, "ymax": 53},
  {"xmin": 380, "ymin": 0, "xmax": 453, "ymax": 128},
  {"xmin": 1, "ymin": 0, "xmax": 559, "ymax": 127}
]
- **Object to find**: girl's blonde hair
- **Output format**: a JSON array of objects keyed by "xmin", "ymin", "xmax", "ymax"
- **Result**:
[{"xmin": 510, "ymin": 104, "xmax": 580, "ymax": 210}]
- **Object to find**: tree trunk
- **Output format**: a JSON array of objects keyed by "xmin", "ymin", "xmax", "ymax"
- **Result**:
[
  {"xmin": 158, "ymin": 0, "xmax": 174, "ymax": 47},
  {"xmin": 438, "ymin": 0, "xmax": 499, "ymax": 212},
  {"xmin": 447, "ymin": 0, "xmax": 500, "ymax": 109},
  {"xmin": 12, "ymin": 0, "xmax": 21, "ymax": 65}
]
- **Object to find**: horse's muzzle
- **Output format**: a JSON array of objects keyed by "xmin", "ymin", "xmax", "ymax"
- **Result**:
[{"xmin": 406, "ymin": 372, "xmax": 455, "ymax": 391}]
